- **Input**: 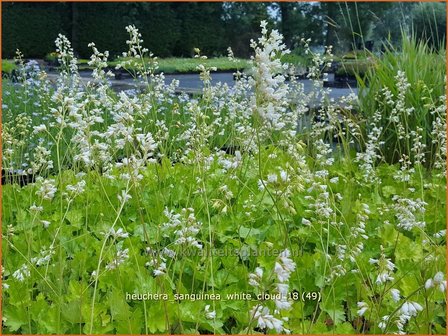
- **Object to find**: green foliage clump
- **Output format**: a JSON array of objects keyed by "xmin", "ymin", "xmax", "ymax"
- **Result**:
[
  {"xmin": 109, "ymin": 57, "xmax": 249, "ymax": 74},
  {"xmin": 280, "ymin": 53, "xmax": 310, "ymax": 67},
  {"xmin": 341, "ymin": 50, "xmax": 370, "ymax": 60},
  {"xmin": 335, "ymin": 59, "xmax": 374, "ymax": 78},
  {"xmin": 2, "ymin": 60, "xmax": 16, "ymax": 74},
  {"xmin": 357, "ymin": 35, "xmax": 446, "ymax": 166}
]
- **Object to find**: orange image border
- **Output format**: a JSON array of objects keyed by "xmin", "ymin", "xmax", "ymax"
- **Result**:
[{"xmin": 0, "ymin": 0, "xmax": 446, "ymax": 335}]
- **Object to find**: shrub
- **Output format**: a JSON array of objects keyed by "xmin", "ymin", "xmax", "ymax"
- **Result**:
[
  {"xmin": 43, "ymin": 52, "xmax": 59, "ymax": 65},
  {"xmin": 357, "ymin": 35, "xmax": 446, "ymax": 167},
  {"xmin": 1, "ymin": 60, "xmax": 16, "ymax": 74},
  {"xmin": 335, "ymin": 59, "xmax": 374, "ymax": 78},
  {"xmin": 341, "ymin": 50, "xmax": 370, "ymax": 60},
  {"xmin": 280, "ymin": 51, "xmax": 310, "ymax": 66}
]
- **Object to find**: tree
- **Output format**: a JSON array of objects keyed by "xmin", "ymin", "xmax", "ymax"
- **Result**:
[
  {"xmin": 371, "ymin": 2, "xmax": 416, "ymax": 49},
  {"xmin": 276, "ymin": 2, "xmax": 324, "ymax": 49},
  {"xmin": 412, "ymin": 2, "xmax": 446, "ymax": 50},
  {"xmin": 321, "ymin": 2, "xmax": 338, "ymax": 52},
  {"xmin": 322, "ymin": 2, "xmax": 392, "ymax": 53},
  {"xmin": 171, "ymin": 2, "xmax": 226, "ymax": 57},
  {"xmin": 75, "ymin": 3, "xmax": 129, "ymax": 58},
  {"xmin": 222, "ymin": 2, "xmax": 271, "ymax": 57},
  {"xmin": 136, "ymin": 2, "xmax": 181, "ymax": 57}
]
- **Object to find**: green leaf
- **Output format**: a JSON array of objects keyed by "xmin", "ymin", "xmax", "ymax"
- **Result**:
[
  {"xmin": 321, "ymin": 302, "xmax": 346, "ymax": 325},
  {"xmin": 214, "ymin": 269, "xmax": 239, "ymax": 289},
  {"xmin": 335, "ymin": 322, "xmax": 356, "ymax": 334},
  {"xmin": 381, "ymin": 185, "xmax": 397, "ymax": 198},
  {"xmin": 109, "ymin": 289, "xmax": 131, "ymax": 321},
  {"xmin": 395, "ymin": 234, "xmax": 423, "ymax": 262},
  {"xmin": 134, "ymin": 223, "xmax": 159, "ymax": 243},
  {"xmin": 148, "ymin": 302, "xmax": 168, "ymax": 333},
  {"xmin": 3, "ymin": 305, "xmax": 28, "ymax": 332},
  {"xmin": 17, "ymin": 209, "xmax": 33, "ymax": 231},
  {"xmin": 116, "ymin": 307, "xmax": 144, "ymax": 334},
  {"xmin": 62, "ymin": 300, "xmax": 84, "ymax": 324},
  {"xmin": 66, "ymin": 209, "xmax": 84, "ymax": 229},
  {"xmin": 238, "ymin": 226, "xmax": 261, "ymax": 239},
  {"xmin": 82, "ymin": 313, "xmax": 114, "ymax": 335},
  {"xmin": 40, "ymin": 305, "xmax": 63, "ymax": 334},
  {"xmin": 310, "ymin": 321, "xmax": 329, "ymax": 334}
]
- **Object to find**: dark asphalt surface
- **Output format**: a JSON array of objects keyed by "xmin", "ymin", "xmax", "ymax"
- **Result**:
[
  {"xmin": 163, "ymin": 72, "xmax": 358, "ymax": 101},
  {"xmin": 46, "ymin": 71, "xmax": 358, "ymax": 101}
]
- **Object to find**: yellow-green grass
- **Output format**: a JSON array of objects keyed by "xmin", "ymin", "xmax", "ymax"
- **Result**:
[
  {"xmin": 78, "ymin": 57, "xmax": 249, "ymax": 73},
  {"xmin": 1, "ymin": 59, "xmax": 16, "ymax": 73}
]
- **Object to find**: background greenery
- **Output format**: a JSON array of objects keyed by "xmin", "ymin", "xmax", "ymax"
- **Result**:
[{"xmin": 2, "ymin": 2, "xmax": 446, "ymax": 59}]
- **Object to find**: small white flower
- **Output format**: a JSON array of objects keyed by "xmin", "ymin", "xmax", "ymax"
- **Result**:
[
  {"xmin": 329, "ymin": 177, "xmax": 339, "ymax": 184},
  {"xmin": 275, "ymin": 283, "xmax": 292, "ymax": 311},
  {"xmin": 376, "ymin": 272, "xmax": 394, "ymax": 284},
  {"xmin": 390, "ymin": 288, "xmax": 401, "ymax": 302},
  {"xmin": 66, "ymin": 180, "xmax": 86, "ymax": 195},
  {"xmin": 29, "ymin": 204, "xmax": 43, "ymax": 212},
  {"xmin": 274, "ymin": 283, "xmax": 292, "ymax": 310},
  {"xmin": 13, "ymin": 264, "xmax": 30, "ymax": 282},
  {"xmin": 274, "ymin": 249, "xmax": 296, "ymax": 282},
  {"xmin": 249, "ymin": 267, "xmax": 264, "ymax": 287},
  {"xmin": 153, "ymin": 262, "xmax": 166, "ymax": 277},
  {"xmin": 425, "ymin": 272, "xmax": 447, "ymax": 292},
  {"xmin": 378, "ymin": 315, "xmax": 389, "ymax": 331},
  {"xmin": 162, "ymin": 247, "xmax": 176, "ymax": 258},
  {"xmin": 33, "ymin": 124, "xmax": 47, "ymax": 133},
  {"xmin": 204, "ymin": 304, "xmax": 216, "ymax": 319},
  {"xmin": 251, "ymin": 305, "xmax": 284, "ymax": 333},
  {"xmin": 41, "ymin": 220, "xmax": 51, "ymax": 228},
  {"xmin": 357, "ymin": 301, "xmax": 368, "ymax": 316},
  {"xmin": 275, "ymin": 298, "xmax": 292, "ymax": 310},
  {"xmin": 31, "ymin": 245, "xmax": 55, "ymax": 266},
  {"xmin": 433, "ymin": 229, "xmax": 446, "ymax": 239},
  {"xmin": 36, "ymin": 179, "xmax": 57, "ymax": 200},
  {"xmin": 106, "ymin": 248, "xmax": 129, "ymax": 270},
  {"xmin": 371, "ymin": 250, "xmax": 396, "ymax": 285},
  {"xmin": 267, "ymin": 173, "xmax": 278, "ymax": 183},
  {"xmin": 279, "ymin": 170, "xmax": 288, "ymax": 182},
  {"xmin": 276, "ymin": 283, "xmax": 289, "ymax": 295},
  {"xmin": 118, "ymin": 190, "xmax": 132, "ymax": 203},
  {"xmin": 302, "ymin": 218, "xmax": 311, "ymax": 226},
  {"xmin": 102, "ymin": 227, "xmax": 129, "ymax": 239},
  {"xmin": 400, "ymin": 301, "xmax": 423, "ymax": 317}
]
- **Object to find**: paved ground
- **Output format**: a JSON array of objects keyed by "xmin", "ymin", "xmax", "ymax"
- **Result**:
[
  {"xmin": 46, "ymin": 71, "xmax": 358, "ymax": 101},
  {"xmin": 164, "ymin": 72, "xmax": 358, "ymax": 101}
]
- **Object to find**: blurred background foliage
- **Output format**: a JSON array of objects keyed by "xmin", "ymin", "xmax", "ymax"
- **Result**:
[{"xmin": 2, "ymin": 2, "xmax": 446, "ymax": 59}]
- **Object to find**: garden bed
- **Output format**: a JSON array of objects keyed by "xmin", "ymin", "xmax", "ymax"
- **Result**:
[{"xmin": 2, "ymin": 23, "xmax": 446, "ymax": 335}]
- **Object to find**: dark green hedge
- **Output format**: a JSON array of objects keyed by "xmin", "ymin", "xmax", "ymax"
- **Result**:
[
  {"xmin": 2, "ymin": 2, "xmax": 228, "ymax": 59},
  {"xmin": 172, "ymin": 2, "xmax": 226, "ymax": 57},
  {"xmin": 2, "ymin": 2, "xmax": 71, "ymax": 59},
  {"xmin": 74, "ymin": 3, "xmax": 130, "ymax": 58}
]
